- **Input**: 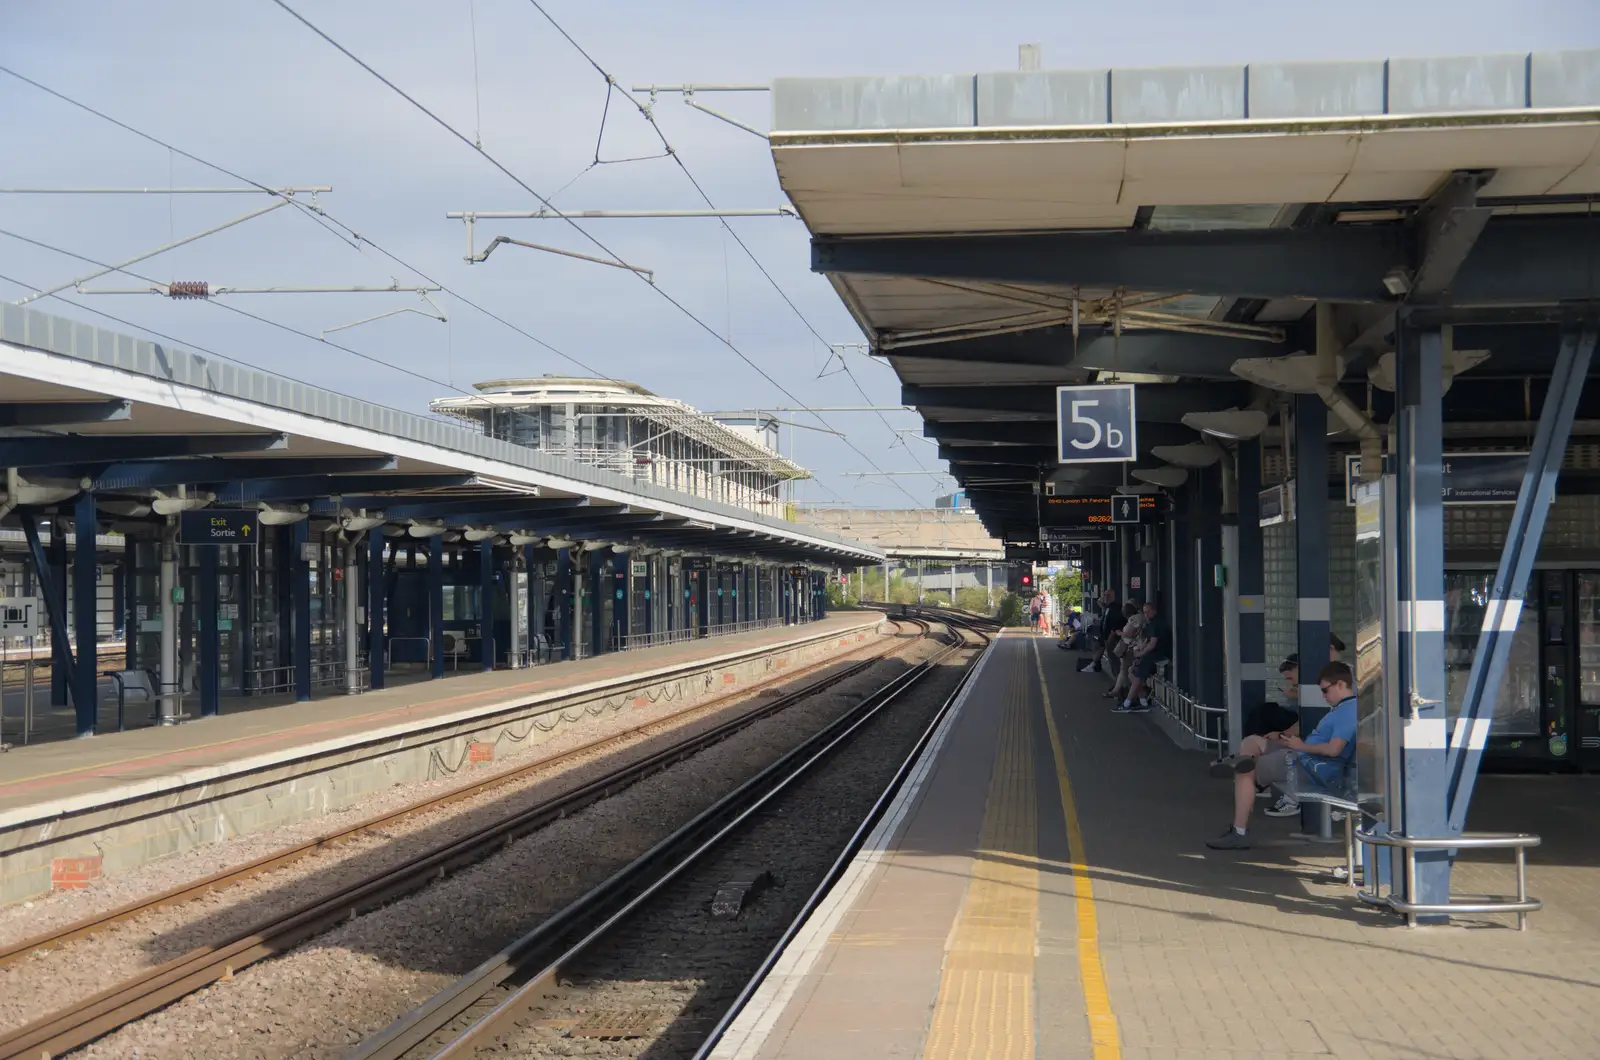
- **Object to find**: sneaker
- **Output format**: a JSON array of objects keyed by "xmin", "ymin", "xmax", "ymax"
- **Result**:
[
  {"xmin": 1264, "ymin": 795, "xmax": 1300, "ymax": 818},
  {"xmin": 1206, "ymin": 828, "xmax": 1252, "ymax": 850},
  {"xmin": 1128, "ymin": 700, "xmax": 1151, "ymax": 713},
  {"xmin": 1208, "ymin": 755, "xmax": 1256, "ymax": 779},
  {"xmin": 1110, "ymin": 701, "xmax": 1136, "ymax": 714},
  {"xmin": 1076, "ymin": 662, "xmax": 1098, "ymax": 673}
]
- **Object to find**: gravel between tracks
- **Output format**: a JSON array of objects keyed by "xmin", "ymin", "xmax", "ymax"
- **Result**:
[
  {"xmin": 0, "ymin": 626, "xmax": 899, "ymax": 1038},
  {"xmin": 60, "ymin": 631, "xmax": 946, "ymax": 1060},
  {"xmin": 471, "ymin": 637, "xmax": 977, "ymax": 1059}
]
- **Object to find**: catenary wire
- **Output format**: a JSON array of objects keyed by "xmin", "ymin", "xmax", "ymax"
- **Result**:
[
  {"xmin": 519, "ymin": 0, "xmax": 933, "ymax": 486},
  {"xmin": 266, "ymin": 0, "xmax": 910, "ymax": 504}
]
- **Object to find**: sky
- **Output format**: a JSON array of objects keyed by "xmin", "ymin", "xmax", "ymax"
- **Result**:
[{"xmin": 3, "ymin": 1, "xmax": 1597, "ymax": 508}]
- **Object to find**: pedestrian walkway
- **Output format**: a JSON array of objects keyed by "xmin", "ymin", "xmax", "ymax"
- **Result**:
[
  {"xmin": 716, "ymin": 631, "xmax": 1600, "ymax": 1060},
  {"xmin": 0, "ymin": 613, "xmax": 881, "ymax": 816}
]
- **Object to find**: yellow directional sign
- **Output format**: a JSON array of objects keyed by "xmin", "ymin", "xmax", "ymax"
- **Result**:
[{"xmin": 178, "ymin": 509, "xmax": 260, "ymax": 547}]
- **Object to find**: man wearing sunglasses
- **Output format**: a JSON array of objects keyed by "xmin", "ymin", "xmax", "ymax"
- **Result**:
[{"xmin": 1205, "ymin": 661, "xmax": 1358, "ymax": 850}]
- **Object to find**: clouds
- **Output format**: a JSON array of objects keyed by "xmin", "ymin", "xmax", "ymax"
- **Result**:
[{"xmin": 3, "ymin": 0, "xmax": 1595, "ymax": 507}]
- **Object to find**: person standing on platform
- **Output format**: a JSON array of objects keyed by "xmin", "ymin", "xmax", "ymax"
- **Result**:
[{"xmin": 1205, "ymin": 661, "xmax": 1359, "ymax": 850}]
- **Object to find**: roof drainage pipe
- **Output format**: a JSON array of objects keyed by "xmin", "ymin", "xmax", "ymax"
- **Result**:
[{"xmin": 1314, "ymin": 303, "xmax": 1384, "ymax": 482}]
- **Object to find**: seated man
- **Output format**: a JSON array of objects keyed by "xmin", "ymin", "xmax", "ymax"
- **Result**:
[
  {"xmin": 1205, "ymin": 661, "xmax": 1358, "ymax": 850},
  {"xmin": 1113, "ymin": 600, "xmax": 1166, "ymax": 714}
]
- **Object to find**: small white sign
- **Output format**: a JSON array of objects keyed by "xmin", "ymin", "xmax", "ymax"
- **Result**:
[{"xmin": 0, "ymin": 598, "xmax": 41, "ymax": 638}]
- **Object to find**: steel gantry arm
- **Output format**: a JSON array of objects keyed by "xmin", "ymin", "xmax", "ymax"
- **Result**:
[{"xmin": 1446, "ymin": 325, "xmax": 1597, "ymax": 834}]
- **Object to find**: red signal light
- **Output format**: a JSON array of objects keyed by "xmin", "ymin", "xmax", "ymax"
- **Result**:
[{"xmin": 1021, "ymin": 574, "xmax": 1032, "ymax": 585}]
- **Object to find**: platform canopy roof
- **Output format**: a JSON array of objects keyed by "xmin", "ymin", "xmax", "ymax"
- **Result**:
[
  {"xmin": 771, "ymin": 48, "xmax": 1600, "ymax": 534},
  {"xmin": 0, "ymin": 304, "xmax": 881, "ymax": 565}
]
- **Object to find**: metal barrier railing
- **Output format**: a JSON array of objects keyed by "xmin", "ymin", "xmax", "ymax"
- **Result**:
[
  {"xmin": 706, "ymin": 617, "xmax": 782, "ymax": 638},
  {"xmin": 386, "ymin": 636, "xmax": 431, "ymax": 668},
  {"xmin": 1356, "ymin": 830, "xmax": 1543, "ymax": 930},
  {"xmin": 620, "ymin": 627, "xmax": 698, "ymax": 651},
  {"xmin": 1148, "ymin": 675, "xmax": 1228, "ymax": 751},
  {"xmin": 247, "ymin": 658, "xmax": 367, "ymax": 696}
]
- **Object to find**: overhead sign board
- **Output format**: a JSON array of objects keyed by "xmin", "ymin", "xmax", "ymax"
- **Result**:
[
  {"xmin": 1056, "ymin": 383, "xmax": 1137, "ymax": 464},
  {"xmin": 1006, "ymin": 544, "xmax": 1048, "ymax": 562},
  {"xmin": 179, "ymin": 509, "xmax": 259, "ymax": 547},
  {"xmin": 1042, "ymin": 494, "xmax": 1161, "ymax": 529},
  {"xmin": 1344, "ymin": 452, "xmax": 1531, "ymax": 506}
]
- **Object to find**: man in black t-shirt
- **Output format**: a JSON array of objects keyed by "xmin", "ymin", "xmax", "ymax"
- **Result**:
[
  {"xmin": 1114, "ymin": 600, "xmax": 1167, "ymax": 713},
  {"xmin": 1079, "ymin": 590, "xmax": 1126, "ymax": 673}
]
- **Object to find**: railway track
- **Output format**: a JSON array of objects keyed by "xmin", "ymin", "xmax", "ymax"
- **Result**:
[
  {"xmin": 346, "ymin": 615, "xmax": 991, "ymax": 1060},
  {"xmin": 0, "ymin": 616, "xmax": 929, "ymax": 1060}
]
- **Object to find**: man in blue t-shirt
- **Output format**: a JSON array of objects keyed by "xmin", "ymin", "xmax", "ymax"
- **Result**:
[{"xmin": 1205, "ymin": 660, "xmax": 1358, "ymax": 850}]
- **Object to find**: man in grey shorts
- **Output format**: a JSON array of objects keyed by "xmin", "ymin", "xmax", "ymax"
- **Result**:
[{"xmin": 1205, "ymin": 661, "xmax": 1359, "ymax": 850}]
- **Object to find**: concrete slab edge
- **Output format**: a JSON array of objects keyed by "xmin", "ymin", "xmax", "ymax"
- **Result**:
[
  {"xmin": 705, "ymin": 634, "xmax": 999, "ymax": 1060},
  {"xmin": 0, "ymin": 617, "xmax": 885, "ymax": 832}
]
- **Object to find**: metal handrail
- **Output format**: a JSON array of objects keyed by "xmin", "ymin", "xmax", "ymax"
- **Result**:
[
  {"xmin": 386, "ymin": 636, "xmax": 432, "ymax": 667},
  {"xmin": 1355, "ymin": 829, "xmax": 1542, "ymax": 930},
  {"xmin": 1148, "ymin": 675, "xmax": 1227, "ymax": 750}
]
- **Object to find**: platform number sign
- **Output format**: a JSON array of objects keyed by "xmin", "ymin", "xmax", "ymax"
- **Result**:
[
  {"xmin": 1111, "ymin": 495, "xmax": 1140, "ymax": 524},
  {"xmin": 1056, "ymin": 384, "xmax": 1136, "ymax": 464}
]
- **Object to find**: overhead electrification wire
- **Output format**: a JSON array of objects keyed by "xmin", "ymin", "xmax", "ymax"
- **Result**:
[
  {"xmin": 0, "ymin": 226, "xmax": 467, "ymax": 394},
  {"xmin": 518, "ymin": 0, "xmax": 932, "ymax": 488},
  {"xmin": 266, "ymin": 0, "xmax": 906, "ymax": 505},
  {"xmin": 0, "ymin": 55, "xmax": 849, "ymax": 503}
]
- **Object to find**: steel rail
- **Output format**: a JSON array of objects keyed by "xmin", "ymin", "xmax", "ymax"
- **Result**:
[
  {"xmin": 0, "ymin": 621, "xmax": 923, "ymax": 1060},
  {"xmin": 354, "ymin": 618, "xmax": 983, "ymax": 1059},
  {"xmin": 0, "ymin": 620, "xmax": 895, "ymax": 969}
]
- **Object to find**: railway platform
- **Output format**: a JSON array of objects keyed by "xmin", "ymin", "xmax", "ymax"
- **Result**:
[
  {"xmin": 0, "ymin": 612, "xmax": 886, "ymax": 906},
  {"xmin": 715, "ymin": 630, "xmax": 1600, "ymax": 1060}
]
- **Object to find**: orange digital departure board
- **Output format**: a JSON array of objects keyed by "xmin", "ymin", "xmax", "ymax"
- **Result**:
[{"xmin": 1041, "ymin": 493, "xmax": 1160, "ymax": 527}]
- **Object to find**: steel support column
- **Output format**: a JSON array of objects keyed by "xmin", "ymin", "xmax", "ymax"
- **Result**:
[
  {"xmin": 556, "ymin": 548, "xmax": 573, "ymax": 660},
  {"xmin": 18, "ymin": 511, "xmax": 81, "ymax": 723},
  {"xmin": 292, "ymin": 520, "xmax": 311, "ymax": 702},
  {"xmin": 199, "ymin": 544, "xmax": 220, "ymax": 717},
  {"xmin": 1447, "ymin": 327, "xmax": 1596, "ymax": 832},
  {"xmin": 73, "ymin": 491, "xmax": 99, "ymax": 732},
  {"xmin": 1394, "ymin": 322, "xmax": 1451, "ymax": 913},
  {"xmin": 49, "ymin": 526, "xmax": 68, "ymax": 707},
  {"xmin": 1236, "ymin": 439, "xmax": 1268, "ymax": 740},
  {"xmin": 429, "ymin": 536, "xmax": 445, "ymax": 679},
  {"xmin": 612, "ymin": 550, "xmax": 629, "ymax": 649},
  {"xmin": 368, "ymin": 531, "xmax": 386, "ymax": 690},
  {"xmin": 1293, "ymin": 394, "xmax": 1332, "ymax": 716},
  {"xmin": 479, "ymin": 539, "xmax": 495, "ymax": 671},
  {"xmin": 1220, "ymin": 455, "xmax": 1243, "ymax": 752}
]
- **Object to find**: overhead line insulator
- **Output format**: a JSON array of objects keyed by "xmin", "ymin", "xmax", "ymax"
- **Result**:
[{"xmin": 167, "ymin": 281, "xmax": 210, "ymax": 299}]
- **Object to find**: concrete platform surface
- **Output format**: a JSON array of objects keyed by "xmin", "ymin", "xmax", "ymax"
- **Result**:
[
  {"xmin": 715, "ymin": 631, "xmax": 1600, "ymax": 1060},
  {"xmin": 0, "ymin": 613, "xmax": 882, "ymax": 823}
]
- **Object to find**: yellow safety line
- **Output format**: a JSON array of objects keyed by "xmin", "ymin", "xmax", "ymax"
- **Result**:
[
  {"xmin": 922, "ymin": 647, "xmax": 1038, "ymax": 1060},
  {"xmin": 1030, "ymin": 636, "xmax": 1122, "ymax": 1059}
]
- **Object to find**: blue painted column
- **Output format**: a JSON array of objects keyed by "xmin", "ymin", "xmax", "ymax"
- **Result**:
[
  {"xmin": 588, "ymin": 549, "xmax": 605, "ymax": 655},
  {"xmin": 49, "ymin": 525, "xmax": 68, "ymax": 707},
  {"xmin": 238, "ymin": 544, "xmax": 254, "ymax": 694},
  {"xmin": 199, "ymin": 544, "xmax": 220, "ymax": 717},
  {"xmin": 611, "ymin": 550, "xmax": 628, "ymax": 649},
  {"xmin": 19, "ymin": 513, "xmax": 79, "ymax": 722},
  {"xmin": 556, "ymin": 548, "xmax": 573, "ymax": 660},
  {"xmin": 429, "ymin": 535, "xmax": 445, "ymax": 679},
  {"xmin": 1395, "ymin": 320, "xmax": 1451, "ymax": 913},
  {"xmin": 368, "ymin": 531, "xmax": 386, "ymax": 691},
  {"xmin": 479, "ymin": 539, "xmax": 496, "ymax": 672},
  {"xmin": 531, "ymin": 547, "xmax": 550, "ymax": 656},
  {"xmin": 1236, "ymin": 439, "xmax": 1268, "ymax": 721},
  {"xmin": 73, "ymin": 491, "xmax": 100, "ymax": 733},
  {"xmin": 292, "ymin": 520, "xmax": 312, "ymax": 701},
  {"xmin": 1293, "ymin": 394, "xmax": 1331, "ymax": 721},
  {"xmin": 643, "ymin": 553, "xmax": 654, "ymax": 637}
]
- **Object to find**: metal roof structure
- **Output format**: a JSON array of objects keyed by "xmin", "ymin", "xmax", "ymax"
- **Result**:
[
  {"xmin": 770, "ymin": 48, "xmax": 1600, "ymax": 533},
  {"xmin": 0, "ymin": 304, "xmax": 881, "ymax": 564},
  {"xmin": 430, "ymin": 377, "xmax": 810, "ymax": 481}
]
